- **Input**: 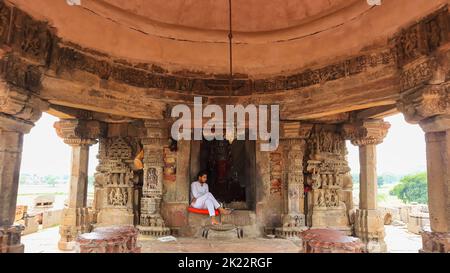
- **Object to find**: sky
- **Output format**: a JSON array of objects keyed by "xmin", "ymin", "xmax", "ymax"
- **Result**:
[
  {"xmin": 346, "ymin": 114, "xmax": 426, "ymax": 175},
  {"xmin": 20, "ymin": 113, "xmax": 99, "ymax": 176},
  {"xmin": 19, "ymin": 112, "xmax": 426, "ymax": 177}
]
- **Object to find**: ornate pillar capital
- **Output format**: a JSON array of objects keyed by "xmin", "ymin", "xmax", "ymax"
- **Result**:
[
  {"xmin": 0, "ymin": 81, "xmax": 48, "ymax": 133},
  {"xmin": 54, "ymin": 119, "xmax": 106, "ymax": 146},
  {"xmin": 343, "ymin": 119, "xmax": 390, "ymax": 146},
  {"xmin": 397, "ymin": 83, "xmax": 450, "ymax": 124}
]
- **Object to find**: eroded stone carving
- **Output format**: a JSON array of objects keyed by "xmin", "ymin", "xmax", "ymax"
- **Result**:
[
  {"xmin": 305, "ymin": 125, "xmax": 351, "ymax": 233},
  {"xmin": 397, "ymin": 83, "xmax": 450, "ymax": 123},
  {"xmin": 95, "ymin": 137, "xmax": 139, "ymax": 226}
]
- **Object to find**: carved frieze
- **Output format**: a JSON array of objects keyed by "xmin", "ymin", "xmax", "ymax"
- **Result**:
[
  {"xmin": 400, "ymin": 58, "xmax": 437, "ymax": 91},
  {"xmin": 0, "ymin": 2, "xmax": 11, "ymax": 45},
  {"xmin": 0, "ymin": 54, "xmax": 43, "ymax": 93},
  {"xmin": 393, "ymin": 7, "xmax": 449, "ymax": 68},
  {"xmin": 269, "ymin": 149, "xmax": 283, "ymax": 195}
]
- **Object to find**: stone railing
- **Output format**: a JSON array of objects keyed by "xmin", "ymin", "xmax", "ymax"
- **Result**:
[{"xmin": 75, "ymin": 226, "xmax": 141, "ymax": 253}]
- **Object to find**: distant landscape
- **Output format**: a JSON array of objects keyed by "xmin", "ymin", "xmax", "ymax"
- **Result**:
[
  {"xmin": 17, "ymin": 170, "xmax": 428, "ymax": 211},
  {"xmin": 352, "ymin": 172, "xmax": 428, "ymax": 207},
  {"xmin": 17, "ymin": 173, "xmax": 95, "ymax": 209}
]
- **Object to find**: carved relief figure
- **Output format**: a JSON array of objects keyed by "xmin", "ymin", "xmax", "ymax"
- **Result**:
[{"xmin": 147, "ymin": 168, "xmax": 158, "ymax": 190}]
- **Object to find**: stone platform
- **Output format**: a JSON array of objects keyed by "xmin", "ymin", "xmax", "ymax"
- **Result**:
[
  {"xmin": 139, "ymin": 237, "xmax": 302, "ymax": 253},
  {"xmin": 186, "ymin": 210, "xmax": 260, "ymax": 238}
]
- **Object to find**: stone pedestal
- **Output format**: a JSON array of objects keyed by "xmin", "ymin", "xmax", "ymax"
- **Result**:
[
  {"xmin": 0, "ymin": 225, "xmax": 25, "ymax": 253},
  {"xmin": 76, "ymin": 225, "xmax": 141, "ymax": 253},
  {"xmin": 300, "ymin": 229, "xmax": 365, "ymax": 253},
  {"xmin": 420, "ymin": 231, "xmax": 450, "ymax": 253},
  {"xmin": 58, "ymin": 208, "xmax": 91, "ymax": 250},
  {"xmin": 354, "ymin": 209, "xmax": 387, "ymax": 253}
]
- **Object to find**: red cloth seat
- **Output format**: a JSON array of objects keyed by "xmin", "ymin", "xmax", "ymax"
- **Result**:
[{"xmin": 187, "ymin": 207, "xmax": 219, "ymax": 216}]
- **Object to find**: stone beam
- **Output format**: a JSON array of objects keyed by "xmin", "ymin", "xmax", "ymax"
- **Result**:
[{"xmin": 355, "ymin": 105, "xmax": 398, "ymax": 120}]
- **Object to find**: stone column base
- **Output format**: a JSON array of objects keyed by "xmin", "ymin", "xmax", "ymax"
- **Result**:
[
  {"xmin": 275, "ymin": 214, "xmax": 307, "ymax": 239},
  {"xmin": 58, "ymin": 207, "xmax": 91, "ymax": 251},
  {"xmin": 420, "ymin": 231, "xmax": 450, "ymax": 253},
  {"xmin": 354, "ymin": 209, "xmax": 387, "ymax": 253},
  {"xmin": 275, "ymin": 226, "xmax": 308, "ymax": 239},
  {"xmin": 0, "ymin": 225, "xmax": 25, "ymax": 253},
  {"xmin": 137, "ymin": 225, "xmax": 171, "ymax": 237}
]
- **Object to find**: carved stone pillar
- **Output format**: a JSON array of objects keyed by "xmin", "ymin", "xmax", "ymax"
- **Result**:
[
  {"xmin": 0, "ymin": 82, "xmax": 48, "ymax": 253},
  {"xmin": 275, "ymin": 122, "xmax": 312, "ymax": 238},
  {"xmin": 343, "ymin": 119, "xmax": 390, "ymax": 253},
  {"xmin": 397, "ymin": 83, "xmax": 450, "ymax": 252},
  {"xmin": 137, "ymin": 120, "xmax": 170, "ymax": 236},
  {"xmin": 54, "ymin": 119, "xmax": 102, "ymax": 250},
  {"xmin": 305, "ymin": 125, "xmax": 352, "ymax": 234}
]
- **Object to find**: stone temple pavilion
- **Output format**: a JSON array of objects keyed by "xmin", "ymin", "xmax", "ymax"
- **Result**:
[{"xmin": 1, "ymin": 0, "xmax": 450, "ymax": 253}]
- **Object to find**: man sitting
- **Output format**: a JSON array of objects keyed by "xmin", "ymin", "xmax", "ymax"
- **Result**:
[{"xmin": 190, "ymin": 170, "xmax": 232, "ymax": 225}]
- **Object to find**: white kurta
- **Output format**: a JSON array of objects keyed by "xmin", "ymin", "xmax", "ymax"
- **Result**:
[{"xmin": 190, "ymin": 181, "xmax": 221, "ymax": 216}]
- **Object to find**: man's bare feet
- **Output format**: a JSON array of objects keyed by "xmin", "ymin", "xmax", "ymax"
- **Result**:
[
  {"xmin": 211, "ymin": 216, "xmax": 220, "ymax": 225},
  {"xmin": 219, "ymin": 207, "xmax": 232, "ymax": 215}
]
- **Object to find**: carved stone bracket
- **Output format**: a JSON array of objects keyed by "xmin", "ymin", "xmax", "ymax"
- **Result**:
[
  {"xmin": 398, "ymin": 83, "xmax": 450, "ymax": 124},
  {"xmin": 54, "ymin": 119, "xmax": 106, "ymax": 146},
  {"xmin": 0, "ymin": 80, "xmax": 48, "ymax": 132},
  {"xmin": 343, "ymin": 119, "xmax": 390, "ymax": 146}
]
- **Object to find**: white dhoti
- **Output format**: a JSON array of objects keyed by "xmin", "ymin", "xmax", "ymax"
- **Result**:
[{"xmin": 192, "ymin": 192, "xmax": 221, "ymax": 217}]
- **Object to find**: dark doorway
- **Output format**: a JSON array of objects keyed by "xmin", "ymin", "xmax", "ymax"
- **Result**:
[{"xmin": 197, "ymin": 139, "xmax": 256, "ymax": 210}]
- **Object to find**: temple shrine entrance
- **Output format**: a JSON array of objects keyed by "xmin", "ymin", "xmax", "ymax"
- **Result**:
[{"xmin": 194, "ymin": 139, "xmax": 256, "ymax": 210}]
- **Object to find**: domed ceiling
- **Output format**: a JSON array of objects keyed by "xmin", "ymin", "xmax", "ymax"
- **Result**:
[
  {"xmin": 6, "ymin": 0, "xmax": 449, "ymax": 77},
  {"xmin": 98, "ymin": 0, "xmax": 356, "ymax": 33}
]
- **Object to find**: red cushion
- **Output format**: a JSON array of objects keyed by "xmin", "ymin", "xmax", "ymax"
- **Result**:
[{"xmin": 187, "ymin": 207, "xmax": 219, "ymax": 216}]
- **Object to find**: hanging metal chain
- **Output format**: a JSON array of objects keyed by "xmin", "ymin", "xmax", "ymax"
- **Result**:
[{"xmin": 228, "ymin": 0, "xmax": 233, "ymax": 98}]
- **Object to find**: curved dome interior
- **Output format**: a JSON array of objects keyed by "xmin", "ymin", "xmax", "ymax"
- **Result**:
[{"xmin": 99, "ymin": 0, "xmax": 357, "ymax": 33}]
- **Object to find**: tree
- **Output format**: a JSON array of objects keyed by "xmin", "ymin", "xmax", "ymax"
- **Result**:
[
  {"xmin": 44, "ymin": 175, "xmax": 58, "ymax": 187},
  {"xmin": 377, "ymin": 176, "xmax": 384, "ymax": 187},
  {"xmin": 390, "ymin": 172, "xmax": 428, "ymax": 204}
]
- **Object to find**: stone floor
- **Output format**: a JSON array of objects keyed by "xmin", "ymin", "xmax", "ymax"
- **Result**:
[
  {"xmin": 140, "ymin": 237, "xmax": 302, "ymax": 253},
  {"xmin": 22, "ymin": 226, "xmax": 74, "ymax": 253},
  {"xmin": 384, "ymin": 225, "xmax": 422, "ymax": 253},
  {"xmin": 22, "ymin": 225, "xmax": 422, "ymax": 253}
]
